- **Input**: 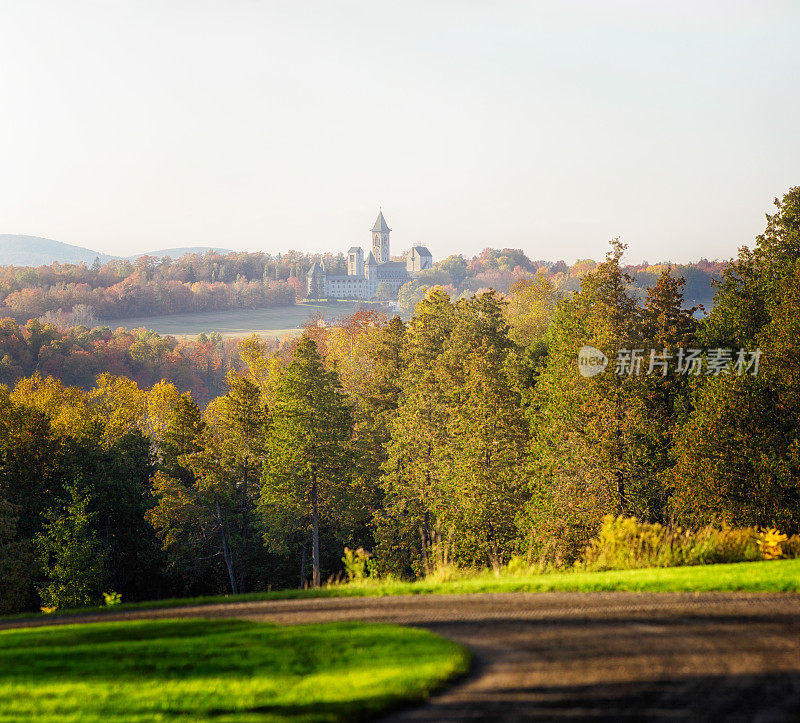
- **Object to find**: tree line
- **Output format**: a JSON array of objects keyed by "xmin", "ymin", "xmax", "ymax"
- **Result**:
[
  {"xmin": 1, "ymin": 245, "xmax": 724, "ymax": 321},
  {"xmin": 0, "ymin": 319, "xmax": 251, "ymax": 406},
  {"xmin": 1, "ymin": 187, "xmax": 798, "ymax": 613},
  {"xmin": 397, "ymin": 253, "xmax": 724, "ymax": 314},
  {"xmin": 3, "ymin": 274, "xmax": 297, "ymax": 322}
]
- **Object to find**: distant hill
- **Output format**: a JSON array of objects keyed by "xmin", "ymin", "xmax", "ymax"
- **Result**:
[
  {"xmin": 0, "ymin": 237, "xmax": 237, "ymax": 267},
  {"xmin": 0, "ymin": 235, "xmax": 116, "ymax": 267},
  {"xmin": 127, "ymin": 247, "xmax": 233, "ymax": 260}
]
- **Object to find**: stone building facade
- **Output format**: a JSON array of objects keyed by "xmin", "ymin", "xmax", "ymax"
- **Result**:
[{"xmin": 306, "ymin": 211, "xmax": 433, "ymax": 300}]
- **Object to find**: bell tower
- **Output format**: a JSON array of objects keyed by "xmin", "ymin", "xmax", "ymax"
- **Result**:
[{"xmin": 371, "ymin": 210, "xmax": 391, "ymax": 263}]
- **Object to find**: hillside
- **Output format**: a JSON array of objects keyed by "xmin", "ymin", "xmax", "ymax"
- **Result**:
[
  {"xmin": 0, "ymin": 235, "xmax": 115, "ymax": 267},
  {"xmin": 0, "ymin": 237, "xmax": 235, "ymax": 267}
]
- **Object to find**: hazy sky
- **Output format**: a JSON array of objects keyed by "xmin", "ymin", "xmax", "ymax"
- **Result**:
[{"xmin": 2, "ymin": 1, "xmax": 799, "ymax": 263}]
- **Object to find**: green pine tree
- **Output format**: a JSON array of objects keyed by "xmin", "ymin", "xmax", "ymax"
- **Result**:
[
  {"xmin": 524, "ymin": 240, "xmax": 647, "ymax": 562},
  {"xmin": 187, "ymin": 372, "xmax": 268, "ymax": 593},
  {"xmin": 260, "ymin": 336, "xmax": 356, "ymax": 587},
  {"xmin": 671, "ymin": 187, "xmax": 800, "ymax": 530},
  {"xmin": 379, "ymin": 290, "xmax": 456, "ymax": 576},
  {"xmin": 436, "ymin": 291, "xmax": 529, "ymax": 568},
  {"xmin": 636, "ymin": 268, "xmax": 698, "ymax": 520}
]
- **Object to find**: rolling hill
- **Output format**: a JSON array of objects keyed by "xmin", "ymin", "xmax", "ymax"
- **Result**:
[
  {"xmin": 0, "ymin": 235, "xmax": 115, "ymax": 267},
  {"xmin": 0, "ymin": 237, "xmax": 236, "ymax": 267}
]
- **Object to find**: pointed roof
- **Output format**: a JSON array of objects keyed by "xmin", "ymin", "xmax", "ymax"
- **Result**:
[
  {"xmin": 371, "ymin": 210, "xmax": 391, "ymax": 234},
  {"xmin": 412, "ymin": 246, "xmax": 432, "ymax": 257},
  {"xmin": 365, "ymin": 251, "xmax": 377, "ymax": 265},
  {"xmin": 306, "ymin": 261, "xmax": 323, "ymax": 277}
]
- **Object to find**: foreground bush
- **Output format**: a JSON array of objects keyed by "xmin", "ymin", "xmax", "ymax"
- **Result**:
[{"xmin": 581, "ymin": 515, "xmax": 800, "ymax": 571}]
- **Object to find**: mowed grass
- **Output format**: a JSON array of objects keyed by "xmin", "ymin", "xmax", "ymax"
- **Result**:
[
  {"xmin": 0, "ymin": 619, "xmax": 470, "ymax": 722},
  {"xmin": 115, "ymin": 302, "xmax": 372, "ymax": 339},
  {"xmin": 9, "ymin": 558, "xmax": 797, "ymax": 626},
  {"xmin": 122, "ymin": 558, "xmax": 800, "ymax": 608}
]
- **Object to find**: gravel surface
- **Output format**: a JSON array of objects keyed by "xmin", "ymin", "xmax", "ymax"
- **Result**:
[{"xmin": 4, "ymin": 591, "xmax": 800, "ymax": 721}]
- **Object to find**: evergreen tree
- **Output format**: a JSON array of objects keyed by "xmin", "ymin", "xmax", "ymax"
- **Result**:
[
  {"xmin": 259, "ymin": 336, "xmax": 356, "ymax": 587},
  {"xmin": 436, "ymin": 292, "xmax": 529, "ymax": 568},
  {"xmin": 379, "ymin": 290, "xmax": 455, "ymax": 575},
  {"xmin": 159, "ymin": 394, "xmax": 207, "ymax": 479},
  {"xmin": 524, "ymin": 240, "xmax": 646, "ymax": 562},
  {"xmin": 187, "ymin": 372, "xmax": 268, "ymax": 593},
  {"xmin": 671, "ymin": 188, "xmax": 800, "ymax": 530},
  {"xmin": 348, "ymin": 316, "xmax": 406, "ymax": 515},
  {"xmin": 379, "ymin": 291, "xmax": 529, "ymax": 572},
  {"xmin": 92, "ymin": 430, "xmax": 164, "ymax": 602},
  {"xmin": 637, "ymin": 268, "xmax": 698, "ymax": 520},
  {"xmin": 148, "ymin": 394, "xmax": 230, "ymax": 595}
]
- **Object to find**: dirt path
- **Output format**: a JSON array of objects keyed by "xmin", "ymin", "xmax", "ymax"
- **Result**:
[{"xmin": 4, "ymin": 592, "xmax": 800, "ymax": 721}]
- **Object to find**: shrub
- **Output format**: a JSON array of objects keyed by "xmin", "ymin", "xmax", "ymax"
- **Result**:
[
  {"xmin": 501, "ymin": 554, "xmax": 553, "ymax": 576},
  {"xmin": 102, "ymin": 591, "xmax": 122, "ymax": 607},
  {"xmin": 756, "ymin": 528, "xmax": 787, "ymax": 559},
  {"xmin": 504, "ymin": 555, "xmax": 530, "ymax": 576},
  {"xmin": 783, "ymin": 534, "xmax": 800, "ymax": 559},
  {"xmin": 341, "ymin": 547, "xmax": 375, "ymax": 583},
  {"xmin": 581, "ymin": 515, "xmax": 767, "ymax": 571}
]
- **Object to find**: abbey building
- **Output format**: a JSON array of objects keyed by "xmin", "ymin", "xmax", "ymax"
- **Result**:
[{"xmin": 306, "ymin": 211, "xmax": 432, "ymax": 300}]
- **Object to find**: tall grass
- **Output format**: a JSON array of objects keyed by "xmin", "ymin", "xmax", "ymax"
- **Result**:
[
  {"xmin": 335, "ymin": 517, "xmax": 800, "ymax": 588},
  {"xmin": 580, "ymin": 515, "xmax": 800, "ymax": 571}
]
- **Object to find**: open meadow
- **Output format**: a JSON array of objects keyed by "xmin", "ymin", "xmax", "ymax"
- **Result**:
[{"xmin": 114, "ymin": 301, "xmax": 373, "ymax": 339}]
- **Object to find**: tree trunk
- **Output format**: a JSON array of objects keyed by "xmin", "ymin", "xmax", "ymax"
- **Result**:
[
  {"xmin": 311, "ymin": 474, "xmax": 321, "ymax": 588},
  {"xmin": 420, "ymin": 510, "xmax": 432, "ymax": 576},
  {"xmin": 238, "ymin": 463, "xmax": 248, "ymax": 593},
  {"xmin": 215, "ymin": 496, "xmax": 238, "ymax": 595},
  {"xmin": 300, "ymin": 540, "xmax": 307, "ymax": 588},
  {"xmin": 614, "ymin": 384, "xmax": 627, "ymax": 515},
  {"xmin": 617, "ymin": 470, "xmax": 627, "ymax": 515}
]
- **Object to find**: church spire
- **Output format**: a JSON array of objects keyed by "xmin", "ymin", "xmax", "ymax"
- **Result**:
[
  {"xmin": 371, "ymin": 209, "xmax": 391, "ymax": 262},
  {"xmin": 371, "ymin": 210, "xmax": 391, "ymax": 234}
]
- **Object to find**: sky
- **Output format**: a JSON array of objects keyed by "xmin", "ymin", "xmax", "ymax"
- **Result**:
[{"xmin": 1, "ymin": 1, "xmax": 799, "ymax": 264}]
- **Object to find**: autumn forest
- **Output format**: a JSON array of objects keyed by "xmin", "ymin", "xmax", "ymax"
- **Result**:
[{"xmin": 1, "ymin": 188, "xmax": 798, "ymax": 615}]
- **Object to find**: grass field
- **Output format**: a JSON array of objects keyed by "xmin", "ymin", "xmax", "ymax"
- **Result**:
[
  {"xmin": 114, "ymin": 301, "xmax": 376, "ymax": 339},
  {"xmin": 11, "ymin": 558, "xmax": 798, "ymax": 625},
  {"xmin": 0, "ymin": 619, "xmax": 470, "ymax": 722}
]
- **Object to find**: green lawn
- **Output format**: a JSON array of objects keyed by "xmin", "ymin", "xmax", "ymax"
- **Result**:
[
  {"xmin": 7, "ymin": 559, "xmax": 799, "ymax": 625},
  {"xmin": 0, "ymin": 619, "xmax": 470, "ymax": 722},
  {"xmin": 114, "ymin": 301, "xmax": 378, "ymax": 339},
  {"xmin": 123, "ymin": 557, "xmax": 800, "ymax": 607}
]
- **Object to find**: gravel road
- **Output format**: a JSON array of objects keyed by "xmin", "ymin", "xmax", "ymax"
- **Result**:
[{"xmin": 4, "ymin": 591, "xmax": 799, "ymax": 721}]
